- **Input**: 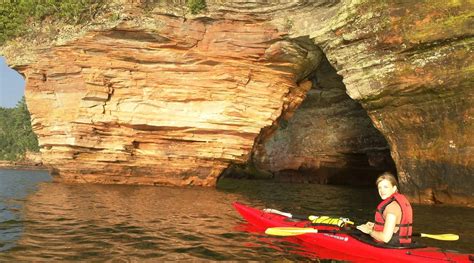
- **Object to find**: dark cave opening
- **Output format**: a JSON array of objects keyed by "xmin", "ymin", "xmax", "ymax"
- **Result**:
[{"xmin": 221, "ymin": 49, "xmax": 397, "ymax": 186}]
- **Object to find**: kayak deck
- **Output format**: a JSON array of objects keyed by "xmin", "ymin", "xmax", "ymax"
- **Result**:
[{"xmin": 233, "ymin": 202, "xmax": 473, "ymax": 263}]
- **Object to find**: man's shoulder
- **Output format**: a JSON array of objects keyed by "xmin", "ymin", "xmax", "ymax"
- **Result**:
[{"xmin": 385, "ymin": 201, "xmax": 402, "ymax": 214}]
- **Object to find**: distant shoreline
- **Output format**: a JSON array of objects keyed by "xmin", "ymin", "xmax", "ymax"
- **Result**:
[{"xmin": 0, "ymin": 160, "xmax": 48, "ymax": 171}]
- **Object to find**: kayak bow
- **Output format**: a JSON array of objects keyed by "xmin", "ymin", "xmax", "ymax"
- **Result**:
[{"xmin": 233, "ymin": 202, "xmax": 473, "ymax": 263}]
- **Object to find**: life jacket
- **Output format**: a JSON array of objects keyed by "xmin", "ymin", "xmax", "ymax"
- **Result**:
[{"xmin": 374, "ymin": 192, "xmax": 413, "ymax": 244}]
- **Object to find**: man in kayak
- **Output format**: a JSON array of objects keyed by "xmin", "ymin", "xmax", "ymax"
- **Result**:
[{"xmin": 356, "ymin": 172, "xmax": 413, "ymax": 246}]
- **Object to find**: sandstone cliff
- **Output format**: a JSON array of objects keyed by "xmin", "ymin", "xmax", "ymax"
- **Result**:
[{"xmin": 1, "ymin": 0, "xmax": 472, "ymax": 206}]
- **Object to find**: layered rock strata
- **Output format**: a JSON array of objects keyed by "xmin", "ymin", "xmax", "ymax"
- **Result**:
[{"xmin": 20, "ymin": 11, "xmax": 319, "ymax": 186}]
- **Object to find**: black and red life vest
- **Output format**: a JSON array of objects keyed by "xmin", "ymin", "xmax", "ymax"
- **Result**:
[{"xmin": 374, "ymin": 192, "xmax": 413, "ymax": 244}]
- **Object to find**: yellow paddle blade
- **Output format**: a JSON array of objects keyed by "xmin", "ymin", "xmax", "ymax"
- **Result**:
[
  {"xmin": 265, "ymin": 227, "xmax": 319, "ymax": 236},
  {"xmin": 420, "ymin": 233, "xmax": 459, "ymax": 241}
]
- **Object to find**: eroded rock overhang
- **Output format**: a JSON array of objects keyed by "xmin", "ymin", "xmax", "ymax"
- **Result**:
[{"xmin": 9, "ymin": 3, "xmax": 325, "ymax": 186}]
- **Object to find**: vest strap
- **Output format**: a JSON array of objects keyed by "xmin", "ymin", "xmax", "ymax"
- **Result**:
[{"xmin": 397, "ymin": 223, "xmax": 412, "ymax": 227}]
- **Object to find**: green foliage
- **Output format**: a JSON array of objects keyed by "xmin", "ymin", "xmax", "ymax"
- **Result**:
[
  {"xmin": 0, "ymin": 0, "xmax": 106, "ymax": 44},
  {"xmin": 0, "ymin": 97, "xmax": 39, "ymax": 161},
  {"xmin": 187, "ymin": 0, "xmax": 206, "ymax": 15}
]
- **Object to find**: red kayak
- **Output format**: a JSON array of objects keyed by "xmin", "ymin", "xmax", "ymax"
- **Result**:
[{"xmin": 233, "ymin": 202, "xmax": 473, "ymax": 263}]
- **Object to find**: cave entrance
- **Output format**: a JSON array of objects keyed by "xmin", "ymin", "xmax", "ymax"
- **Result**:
[{"xmin": 222, "ymin": 51, "xmax": 397, "ymax": 186}]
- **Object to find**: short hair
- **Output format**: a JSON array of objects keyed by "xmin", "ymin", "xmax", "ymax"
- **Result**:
[{"xmin": 376, "ymin": 172, "xmax": 399, "ymax": 189}]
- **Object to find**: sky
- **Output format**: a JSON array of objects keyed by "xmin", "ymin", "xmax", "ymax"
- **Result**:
[{"xmin": 0, "ymin": 56, "xmax": 25, "ymax": 108}]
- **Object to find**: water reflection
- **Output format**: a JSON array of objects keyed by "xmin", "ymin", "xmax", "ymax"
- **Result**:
[
  {"xmin": 5, "ymin": 183, "xmax": 245, "ymax": 261},
  {"xmin": 0, "ymin": 169, "xmax": 51, "ymax": 253}
]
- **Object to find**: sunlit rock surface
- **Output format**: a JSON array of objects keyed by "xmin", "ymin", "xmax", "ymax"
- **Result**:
[
  {"xmin": 2, "ymin": 0, "xmax": 472, "ymax": 205},
  {"xmin": 15, "ymin": 6, "xmax": 319, "ymax": 186}
]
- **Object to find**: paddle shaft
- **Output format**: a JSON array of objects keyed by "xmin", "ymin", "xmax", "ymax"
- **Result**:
[
  {"xmin": 263, "ymin": 208, "xmax": 459, "ymax": 241},
  {"xmin": 320, "ymin": 230, "xmax": 459, "ymax": 241},
  {"xmin": 265, "ymin": 227, "xmax": 459, "ymax": 241},
  {"xmin": 290, "ymin": 229, "xmax": 439, "ymax": 237},
  {"xmin": 265, "ymin": 227, "xmax": 355, "ymax": 236}
]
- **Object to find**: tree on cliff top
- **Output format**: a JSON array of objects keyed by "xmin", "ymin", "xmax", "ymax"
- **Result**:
[{"xmin": 0, "ymin": 97, "xmax": 39, "ymax": 160}]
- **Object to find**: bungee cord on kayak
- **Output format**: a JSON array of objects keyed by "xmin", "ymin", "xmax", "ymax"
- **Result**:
[{"xmin": 262, "ymin": 208, "xmax": 354, "ymax": 227}]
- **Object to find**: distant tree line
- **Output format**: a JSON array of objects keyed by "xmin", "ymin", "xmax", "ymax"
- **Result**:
[{"xmin": 0, "ymin": 97, "xmax": 39, "ymax": 160}]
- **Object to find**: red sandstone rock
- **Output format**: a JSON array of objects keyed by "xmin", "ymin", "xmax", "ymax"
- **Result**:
[{"xmin": 20, "ymin": 13, "xmax": 318, "ymax": 187}]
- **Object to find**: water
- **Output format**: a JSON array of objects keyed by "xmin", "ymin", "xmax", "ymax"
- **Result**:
[{"xmin": 0, "ymin": 169, "xmax": 473, "ymax": 261}]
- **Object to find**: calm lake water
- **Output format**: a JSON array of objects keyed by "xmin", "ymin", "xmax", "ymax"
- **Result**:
[{"xmin": 0, "ymin": 169, "xmax": 473, "ymax": 261}]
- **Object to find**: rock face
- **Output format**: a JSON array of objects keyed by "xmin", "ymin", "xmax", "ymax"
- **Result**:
[
  {"xmin": 252, "ymin": 56, "xmax": 396, "ymax": 185},
  {"xmin": 284, "ymin": 0, "xmax": 473, "ymax": 205},
  {"xmin": 2, "ymin": 1, "xmax": 473, "ymax": 205},
  {"xmin": 16, "ymin": 6, "xmax": 319, "ymax": 186}
]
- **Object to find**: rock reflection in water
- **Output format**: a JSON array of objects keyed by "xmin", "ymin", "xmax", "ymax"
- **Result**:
[{"xmin": 2, "ymin": 183, "xmax": 251, "ymax": 261}]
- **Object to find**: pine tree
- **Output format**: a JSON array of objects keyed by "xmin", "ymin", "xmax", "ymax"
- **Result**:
[{"xmin": 0, "ymin": 96, "xmax": 39, "ymax": 160}]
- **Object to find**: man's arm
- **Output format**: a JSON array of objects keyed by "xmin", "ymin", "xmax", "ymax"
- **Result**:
[
  {"xmin": 370, "ymin": 213, "xmax": 396, "ymax": 243},
  {"xmin": 370, "ymin": 203, "xmax": 401, "ymax": 243}
]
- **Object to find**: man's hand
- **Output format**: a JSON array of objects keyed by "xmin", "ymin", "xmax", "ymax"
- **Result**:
[{"xmin": 356, "ymin": 221, "xmax": 374, "ymax": 234}]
